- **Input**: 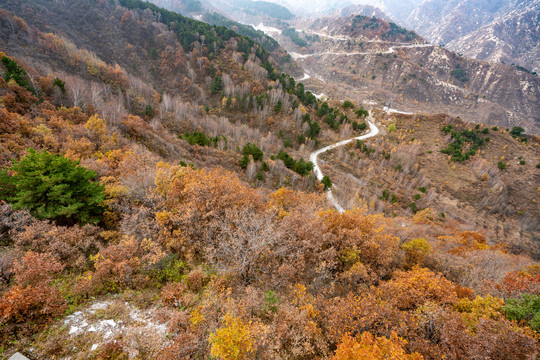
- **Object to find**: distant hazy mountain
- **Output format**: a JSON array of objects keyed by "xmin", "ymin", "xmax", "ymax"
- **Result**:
[
  {"xmin": 164, "ymin": 0, "xmax": 538, "ymax": 72},
  {"xmin": 148, "ymin": 0, "xmax": 204, "ymax": 15},
  {"xmin": 318, "ymin": 0, "xmax": 539, "ymax": 73},
  {"xmin": 196, "ymin": 0, "xmax": 295, "ymax": 21},
  {"xmin": 261, "ymin": 0, "xmax": 356, "ymax": 15},
  {"xmin": 259, "ymin": 0, "xmax": 422, "ymax": 18}
]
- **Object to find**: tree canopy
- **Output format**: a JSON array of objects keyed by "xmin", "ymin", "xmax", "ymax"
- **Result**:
[{"xmin": 0, "ymin": 149, "xmax": 105, "ymax": 225}]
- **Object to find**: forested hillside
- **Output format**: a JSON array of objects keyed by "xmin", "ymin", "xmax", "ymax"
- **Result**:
[
  {"xmin": 0, "ymin": 0, "xmax": 538, "ymax": 359},
  {"xmin": 147, "ymin": 0, "xmax": 301, "ymax": 74}
]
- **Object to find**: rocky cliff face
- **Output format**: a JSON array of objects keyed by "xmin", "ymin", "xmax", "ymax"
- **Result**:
[
  {"xmin": 446, "ymin": 4, "xmax": 540, "ymax": 73},
  {"xmin": 405, "ymin": 0, "xmax": 539, "ymax": 72},
  {"xmin": 406, "ymin": 0, "xmax": 506, "ymax": 44}
]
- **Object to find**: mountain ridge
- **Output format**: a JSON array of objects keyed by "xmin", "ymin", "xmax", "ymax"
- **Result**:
[{"xmin": 405, "ymin": 0, "xmax": 539, "ymax": 72}]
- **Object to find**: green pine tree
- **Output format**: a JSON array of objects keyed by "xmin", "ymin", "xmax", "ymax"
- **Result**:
[
  {"xmin": 0, "ymin": 148, "xmax": 105, "ymax": 225},
  {"xmin": 239, "ymin": 154, "xmax": 251, "ymax": 169},
  {"xmin": 322, "ymin": 175, "xmax": 332, "ymax": 190},
  {"xmin": 210, "ymin": 76, "xmax": 223, "ymax": 94},
  {"xmin": 242, "ymin": 143, "xmax": 263, "ymax": 161}
]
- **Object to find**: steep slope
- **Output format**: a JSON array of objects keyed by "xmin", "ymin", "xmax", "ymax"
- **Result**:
[
  {"xmin": 0, "ymin": 51, "xmax": 538, "ymax": 359},
  {"xmin": 446, "ymin": 5, "xmax": 540, "ymax": 73},
  {"xmin": 405, "ymin": 0, "xmax": 539, "ymax": 71},
  {"xmin": 276, "ymin": 14, "xmax": 540, "ymax": 134},
  {"xmin": 147, "ymin": 0, "xmax": 204, "ymax": 15},
  {"xmin": 204, "ymin": 0, "xmax": 295, "ymax": 21},
  {"xmin": 0, "ymin": 0, "xmax": 339, "ymax": 190},
  {"xmin": 318, "ymin": 108, "xmax": 540, "ymax": 258},
  {"xmin": 147, "ymin": 0, "xmax": 301, "ymax": 75},
  {"xmin": 406, "ymin": 0, "xmax": 507, "ymax": 45}
]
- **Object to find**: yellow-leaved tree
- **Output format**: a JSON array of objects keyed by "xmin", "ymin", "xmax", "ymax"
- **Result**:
[
  {"xmin": 209, "ymin": 313, "xmax": 255, "ymax": 360},
  {"xmin": 401, "ymin": 238, "xmax": 431, "ymax": 268}
]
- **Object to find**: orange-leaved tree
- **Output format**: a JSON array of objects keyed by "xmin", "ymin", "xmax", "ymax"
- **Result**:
[
  {"xmin": 319, "ymin": 209, "xmax": 400, "ymax": 280},
  {"xmin": 378, "ymin": 267, "xmax": 458, "ymax": 310},
  {"xmin": 321, "ymin": 292, "xmax": 413, "ymax": 343},
  {"xmin": 0, "ymin": 251, "xmax": 65, "ymax": 326},
  {"xmin": 401, "ymin": 238, "xmax": 431, "ymax": 268},
  {"xmin": 331, "ymin": 332, "xmax": 423, "ymax": 360},
  {"xmin": 154, "ymin": 163, "xmax": 262, "ymax": 253}
]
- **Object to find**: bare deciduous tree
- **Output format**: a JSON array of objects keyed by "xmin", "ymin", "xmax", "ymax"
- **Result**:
[
  {"xmin": 246, "ymin": 159, "xmax": 257, "ymax": 180},
  {"xmin": 64, "ymin": 75, "xmax": 87, "ymax": 108},
  {"xmin": 204, "ymin": 209, "xmax": 279, "ymax": 285}
]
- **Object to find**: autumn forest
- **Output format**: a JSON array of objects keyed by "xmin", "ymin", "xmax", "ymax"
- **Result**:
[{"xmin": 0, "ymin": 0, "xmax": 538, "ymax": 359}]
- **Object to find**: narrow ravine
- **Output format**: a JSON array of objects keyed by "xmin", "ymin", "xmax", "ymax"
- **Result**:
[{"xmin": 310, "ymin": 119, "xmax": 379, "ymax": 212}]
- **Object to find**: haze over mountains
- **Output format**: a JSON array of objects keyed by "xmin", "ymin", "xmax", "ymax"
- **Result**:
[
  {"xmin": 160, "ymin": 0, "xmax": 540, "ymax": 74},
  {"xmin": 254, "ymin": 0, "xmax": 539, "ymax": 73}
]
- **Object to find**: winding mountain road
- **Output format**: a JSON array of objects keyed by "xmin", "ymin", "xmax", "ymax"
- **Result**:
[
  {"xmin": 310, "ymin": 119, "xmax": 380, "ymax": 212},
  {"xmin": 288, "ymin": 31, "xmax": 427, "ymax": 211},
  {"xmin": 290, "ymin": 43, "xmax": 432, "ymax": 60}
]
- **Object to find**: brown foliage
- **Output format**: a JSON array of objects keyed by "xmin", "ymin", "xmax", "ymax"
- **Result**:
[
  {"xmin": 157, "ymin": 331, "xmax": 199, "ymax": 360},
  {"xmin": 12, "ymin": 16, "xmax": 29, "ymax": 32},
  {"xmin": 490, "ymin": 269, "xmax": 540, "ymax": 298},
  {"xmin": 95, "ymin": 341, "xmax": 129, "ymax": 360},
  {"xmin": 121, "ymin": 114, "xmax": 153, "ymax": 140},
  {"xmin": 268, "ymin": 187, "xmax": 325, "ymax": 217},
  {"xmin": 3, "ymin": 80, "xmax": 39, "ymax": 114},
  {"xmin": 120, "ymin": 10, "xmax": 133, "ymax": 23},
  {"xmin": 330, "ymin": 331, "xmax": 423, "ymax": 360},
  {"xmin": 443, "ymin": 231, "xmax": 490, "ymax": 256},
  {"xmin": 13, "ymin": 221, "xmax": 101, "ymax": 271},
  {"xmin": 0, "ymin": 283, "xmax": 65, "ymax": 324},
  {"xmin": 270, "ymin": 300, "xmax": 330, "ymax": 358},
  {"xmin": 0, "ymin": 107, "xmax": 26, "ymax": 135},
  {"xmin": 12, "ymin": 251, "xmax": 64, "ymax": 286},
  {"xmin": 186, "ymin": 268, "xmax": 207, "ymax": 292},
  {"xmin": 0, "ymin": 10, "xmax": 538, "ymax": 357},
  {"xmin": 321, "ymin": 292, "xmax": 413, "ymax": 343},
  {"xmin": 161, "ymin": 282, "xmax": 186, "ymax": 307},
  {"xmin": 0, "ymin": 202, "xmax": 33, "ymax": 246},
  {"xmin": 76, "ymin": 236, "xmax": 164, "ymax": 295},
  {"xmin": 414, "ymin": 304, "xmax": 538, "ymax": 360},
  {"xmin": 319, "ymin": 209, "xmax": 400, "ymax": 280},
  {"xmin": 0, "ymin": 252, "xmax": 65, "ymax": 328}
]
